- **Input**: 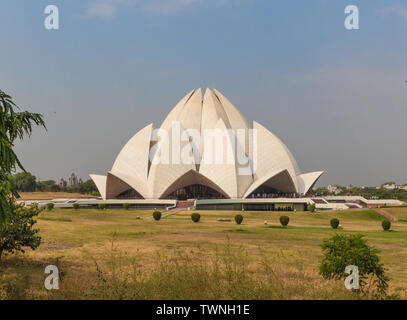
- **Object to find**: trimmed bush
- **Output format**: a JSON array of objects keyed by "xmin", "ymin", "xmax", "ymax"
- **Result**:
[
  {"xmin": 72, "ymin": 203, "xmax": 79, "ymax": 210},
  {"xmin": 382, "ymin": 220, "xmax": 391, "ymax": 231},
  {"xmin": 307, "ymin": 204, "xmax": 316, "ymax": 212},
  {"xmin": 279, "ymin": 215, "xmax": 290, "ymax": 227},
  {"xmin": 123, "ymin": 203, "xmax": 130, "ymax": 210},
  {"xmin": 153, "ymin": 211, "xmax": 162, "ymax": 221},
  {"xmin": 191, "ymin": 213, "xmax": 201, "ymax": 223},
  {"xmin": 46, "ymin": 202, "xmax": 54, "ymax": 211},
  {"xmin": 235, "ymin": 214, "xmax": 244, "ymax": 225},
  {"xmin": 98, "ymin": 203, "xmax": 106, "ymax": 210},
  {"xmin": 330, "ymin": 218, "xmax": 340, "ymax": 229}
]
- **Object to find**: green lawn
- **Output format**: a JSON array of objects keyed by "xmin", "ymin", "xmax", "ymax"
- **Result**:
[
  {"xmin": 1, "ymin": 208, "xmax": 407, "ymax": 299},
  {"xmin": 382, "ymin": 207, "xmax": 407, "ymax": 222}
]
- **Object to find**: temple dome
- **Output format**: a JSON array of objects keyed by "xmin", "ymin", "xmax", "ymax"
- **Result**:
[{"xmin": 91, "ymin": 89, "xmax": 323, "ymax": 199}]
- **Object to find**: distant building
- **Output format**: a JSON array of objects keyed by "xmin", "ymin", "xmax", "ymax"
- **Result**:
[
  {"xmin": 382, "ymin": 183, "xmax": 397, "ymax": 190},
  {"xmin": 58, "ymin": 178, "xmax": 66, "ymax": 189},
  {"xmin": 402, "ymin": 185, "xmax": 407, "ymax": 191},
  {"xmin": 327, "ymin": 185, "xmax": 341, "ymax": 195},
  {"xmin": 67, "ymin": 173, "xmax": 79, "ymax": 188}
]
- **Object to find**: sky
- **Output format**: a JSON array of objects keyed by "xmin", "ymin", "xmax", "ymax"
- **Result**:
[{"xmin": 0, "ymin": 0, "xmax": 406, "ymax": 187}]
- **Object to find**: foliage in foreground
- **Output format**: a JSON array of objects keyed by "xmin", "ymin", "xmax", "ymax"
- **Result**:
[
  {"xmin": 0, "ymin": 204, "xmax": 42, "ymax": 261},
  {"xmin": 78, "ymin": 243, "xmax": 357, "ymax": 300},
  {"xmin": 319, "ymin": 234, "xmax": 390, "ymax": 299},
  {"xmin": 0, "ymin": 89, "xmax": 46, "ymax": 220},
  {"xmin": 0, "ymin": 239, "xmax": 396, "ymax": 300}
]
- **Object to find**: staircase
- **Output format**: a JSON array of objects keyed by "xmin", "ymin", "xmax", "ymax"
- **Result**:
[
  {"xmin": 176, "ymin": 200, "xmax": 195, "ymax": 209},
  {"xmin": 312, "ymin": 198, "xmax": 328, "ymax": 204},
  {"xmin": 148, "ymin": 200, "xmax": 195, "ymax": 219}
]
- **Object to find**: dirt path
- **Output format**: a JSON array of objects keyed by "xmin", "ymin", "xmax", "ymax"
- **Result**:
[{"xmin": 375, "ymin": 208, "xmax": 397, "ymax": 222}]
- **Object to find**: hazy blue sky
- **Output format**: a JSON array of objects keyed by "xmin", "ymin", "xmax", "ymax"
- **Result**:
[{"xmin": 1, "ymin": 0, "xmax": 406, "ymax": 187}]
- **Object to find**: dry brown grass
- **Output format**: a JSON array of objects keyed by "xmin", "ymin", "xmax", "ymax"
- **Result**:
[
  {"xmin": 18, "ymin": 192, "xmax": 95, "ymax": 200},
  {"xmin": 1, "ymin": 208, "xmax": 407, "ymax": 299}
]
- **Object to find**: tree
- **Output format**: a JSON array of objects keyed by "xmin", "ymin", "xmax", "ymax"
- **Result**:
[
  {"xmin": 0, "ymin": 204, "xmax": 42, "ymax": 261},
  {"xmin": 307, "ymin": 204, "xmax": 316, "ymax": 212},
  {"xmin": 78, "ymin": 179, "xmax": 99, "ymax": 195},
  {"xmin": 10, "ymin": 172, "xmax": 37, "ymax": 192},
  {"xmin": 319, "ymin": 234, "xmax": 390, "ymax": 298},
  {"xmin": 35, "ymin": 180, "xmax": 56, "ymax": 192},
  {"xmin": 0, "ymin": 89, "xmax": 46, "ymax": 220}
]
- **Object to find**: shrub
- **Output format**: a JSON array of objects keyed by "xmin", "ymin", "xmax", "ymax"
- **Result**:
[
  {"xmin": 330, "ymin": 218, "xmax": 340, "ymax": 229},
  {"xmin": 235, "ymin": 214, "xmax": 244, "ymax": 225},
  {"xmin": 123, "ymin": 203, "xmax": 130, "ymax": 210},
  {"xmin": 279, "ymin": 215, "xmax": 289, "ymax": 226},
  {"xmin": 46, "ymin": 202, "xmax": 54, "ymax": 211},
  {"xmin": 307, "ymin": 204, "xmax": 316, "ymax": 212},
  {"xmin": 153, "ymin": 211, "xmax": 161, "ymax": 221},
  {"xmin": 320, "ymin": 234, "xmax": 390, "ymax": 298},
  {"xmin": 72, "ymin": 203, "xmax": 79, "ymax": 210},
  {"xmin": 191, "ymin": 213, "xmax": 200, "ymax": 223},
  {"xmin": 98, "ymin": 203, "xmax": 106, "ymax": 210},
  {"xmin": 382, "ymin": 220, "xmax": 391, "ymax": 231},
  {"xmin": 0, "ymin": 204, "xmax": 42, "ymax": 261}
]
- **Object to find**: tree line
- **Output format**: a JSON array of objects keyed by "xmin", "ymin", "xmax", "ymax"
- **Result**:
[
  {"xmin": 313, "ymin": 186, "xmax": 407, "ymax": 201},
  {"xmin": 9, "ymin": 172, "xmax": 100, "ymax": 195}
]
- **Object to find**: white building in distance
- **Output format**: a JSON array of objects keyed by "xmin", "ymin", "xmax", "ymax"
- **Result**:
[{"xmin": 90, "ymin": 89, "xmax": 323, "ymax": 200}]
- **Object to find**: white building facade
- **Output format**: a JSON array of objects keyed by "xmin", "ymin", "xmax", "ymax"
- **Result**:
[{"xmin": 90, "ymin": 89, "xmax": 323, "ymax": 200}]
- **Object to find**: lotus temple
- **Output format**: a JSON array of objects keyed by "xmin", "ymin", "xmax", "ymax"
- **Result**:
[{"xmin": 85, "ymin": 88, "xmax": 330, "ymax": 211}]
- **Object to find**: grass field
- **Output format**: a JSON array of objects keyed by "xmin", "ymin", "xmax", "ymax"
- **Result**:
[
  {"xmin": 18, "ymin": 192, "xmax": 95, "ymax": 200},
  {"xmin": 1, "ymin": 207, "xmax": 407, "ymax": 299},
  {"xmin": 382, "ymin": 207, "xmax": 407, "ymax": 222}
]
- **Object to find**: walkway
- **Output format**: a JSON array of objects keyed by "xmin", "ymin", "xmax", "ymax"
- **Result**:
[
  {"xmin": 374, "ymin": 208, "xmax": 397, "ymax": 222},
  {"xmin": 147, "ymin": 200, "xmax": 195, "ymax": 219}
]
